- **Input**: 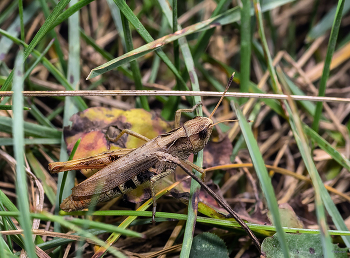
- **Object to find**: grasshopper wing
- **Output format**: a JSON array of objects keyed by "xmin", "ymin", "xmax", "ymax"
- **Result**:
[{"xmin": 71, "ymin": 151, "xmax": 158, "ymax": 197}]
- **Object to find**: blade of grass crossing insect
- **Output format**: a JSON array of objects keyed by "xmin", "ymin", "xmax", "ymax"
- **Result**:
[
  {"xmin": 156, "ymin": 1, "xmax": 203, "ymax": 252},
  {"xmin": 312, "ymin": 0, "xmax": 345, "ymax": 133},
  {"xmin": 284, "ymin": 102, "xmax": 335, "ymax": 257},
  {"xmin": 231, "ymin": 101, "xmax": 290, "ymax": 257},
  {"xmin": 12, "ymin": 49, "xmax": 37, "ymax": 257},
  {"xmin": 120, "ymin": 5, "xmax": 149, "ymax": 111},
  {"xmin": 54, "ymin": 0, "xmax": 80, "ymax": 234},
  {"xmin": 240, "ymin": 0, "xmax": 251, "ymax": 104},
  {"xmin": 58, "ymin": 139, "xmax": 81, "ymax": 207},
  {"xmin": 91, "ymin": 182, "xmax": 181, "ymax": 258},
  {"xmin": 43, "ymin": 212, "xmax": 128, "ymax": 258}
]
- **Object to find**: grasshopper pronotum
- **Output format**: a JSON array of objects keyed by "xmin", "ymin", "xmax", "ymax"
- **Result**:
[{"xmin": 49, "ymin": 74, "xmax": 261, "ymax": 251}]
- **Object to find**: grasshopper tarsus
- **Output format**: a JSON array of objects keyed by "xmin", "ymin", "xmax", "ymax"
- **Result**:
[
  {"xmin": 155, "ymin": 151, "xmax": 261, "ymax": 252},
  {"xmin": 175, "ymin": 102, "xmax": 203, "ymax": 128}
]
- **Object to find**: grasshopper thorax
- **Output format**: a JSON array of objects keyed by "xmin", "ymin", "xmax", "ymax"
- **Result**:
[{"xmin": 183, "ymin": 116, "xmax": 213, "ymax": 153}]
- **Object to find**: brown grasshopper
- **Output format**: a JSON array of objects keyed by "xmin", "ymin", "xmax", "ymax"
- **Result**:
[{"xmin": 49, "ymin": 74, "xmax": 261, "ymax": 252}]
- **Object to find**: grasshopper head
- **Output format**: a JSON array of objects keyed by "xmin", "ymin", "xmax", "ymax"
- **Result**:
[{"xmin": 183, "ymin": 116, "xmax": 213, "ymax": 153}]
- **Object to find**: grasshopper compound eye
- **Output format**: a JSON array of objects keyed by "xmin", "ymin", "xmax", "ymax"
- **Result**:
[{"xmin": 198, "ymin": 128, "xmax": 208, "ymax": 140}]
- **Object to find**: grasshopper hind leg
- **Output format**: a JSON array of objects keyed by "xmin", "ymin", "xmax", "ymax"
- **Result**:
[{"xmin": 150, "ymin": 168, "xmax": 175, "ymax": 224}]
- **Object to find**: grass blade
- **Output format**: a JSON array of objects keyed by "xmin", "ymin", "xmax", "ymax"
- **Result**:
[
  {"xmin": 12, "ymin": 48, "xmax": 37, "ymax": 257},
  {"xmin": 232, "ymin": 100, "xmax": 290, "ymax": 257},
  {"xmin": 240, "ymin": 0, "xmax": 252, "ymax": 104},
  {"xmin": 120, "ymin": 6, "xmax": 149, "ymax": 110},
  {"xmin": 311, "ymin": 0, "xmax": 345, "ymax": 133},
  {"xmin": 1, "ymin": 0, "xmax": 71, "ymax": 91},
  {"xmin": 54, "ymin": 0, "xmax": 80, "ymax": 235}
]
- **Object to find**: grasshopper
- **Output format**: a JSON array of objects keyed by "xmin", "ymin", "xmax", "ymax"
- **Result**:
[{"xmin": 49, "ymin": 74, "xmax": 261, "ymax": 252}]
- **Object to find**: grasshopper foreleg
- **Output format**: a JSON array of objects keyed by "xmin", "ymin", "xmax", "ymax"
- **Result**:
[
  {"xmin": 154, "ymin": 151, "xmax": 261, "ymax": 252},
  {"xmin": 149, "ymin": 168, "xmax": 175, "ymax": 224},
  {"xmin": 175, "ymin": 103, "xmax": 202, "ymax": 128},
  {"xmin": 106, "ymin": 129, "xmax": 151, "ymax": 144}
]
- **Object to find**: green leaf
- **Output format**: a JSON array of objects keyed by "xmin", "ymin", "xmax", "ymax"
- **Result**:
[
  {"xmin": 262, "ymin": 233, "xmax": 348, "ymax": 258},
  {"xmin": 190, "ymin": 233, "xmax": 229, "ymax": 258}
]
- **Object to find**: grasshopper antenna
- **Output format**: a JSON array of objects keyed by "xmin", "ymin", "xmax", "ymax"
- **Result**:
[
  {"xmin": 209, "ymin": 72, "xmax": 235, "ymax": 119},
  {"xmin": 211, "ymin": 119, "xmax": 254, "ymax": 128}
]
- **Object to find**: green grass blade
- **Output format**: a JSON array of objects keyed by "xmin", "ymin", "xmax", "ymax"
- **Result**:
[
  {"xmin": 304, "ymin": 125, "xmax": 350, "ymax": 171},
  {"xmin": 0, "ymin": 116, "xmax": 61, "ymax": 138},
  {"xmin": 24, "ymin": 39, "xmax": 54, "ymax": 80},
  {"xmin": 50, "ymin": 0, "xmax": 94, "ymax": 30},
  {"xmin": 1, "ymin": 0, "xmax": 71, "ymax": 91},
  {"xmin": 54, "ymin": 0, "xmax": 80, "ymax": 234},
  {"xmin": 0, "ymin": 1, "xmax": 39, "ymax": 65},
  {"xmin": 106, "ymin": 0, "xmax": 126, "ymax": 50},
  {"xmin": 0, "ymin": 29, "xmax": 88, "ymax": 111},
  {"xmin": 26, "ymin": 151, "xmax": 56, "ymax": 205},
  {"xmin": 240, "ymin": 0, "xmax": 252, "ymax": 104},
  {"xmin": 279, "ymin": 71, "xmax": 350, "ymax": 249},
  {"xmin": 155, "ymin": 3, "xmax": 203, "ymax": 253},
  {"xmin": 12, "ymin": 48, "xmax": 37, "ymax": 258},
  {"xmin": 232, "ymin": 100, "xmax": 290, "ymax": 257},
  {"xmin": 0, "ymin": 138, "xmax": 60, "ymax": 146},
  {"xmin": 307, "ymin": 0, "xmax": 350, "ymax": 42},
  {"xmin": 284, "ymin": 102, "xmax": 335, "ymax": 257},
  {"xmin": 192, "ymin": 0, "xmax": 231, "ymax": 62},
  {"xmin": 58, "ymin": 139, "xmax": 80, "ymax": 212},
  {"xmin": 0, "ymin": 0, "xmax": 18, "ymax": 24},
  {"xmin": 27, "ymin": 102, "xmax": 55, "ymax": 128},
  {"xmin": 37, "ymin": 0, "xmax": 67, "ymax": 74},
  {"xmin": 88, "ymin": 0, "xmax": 293, "ymax": 80},
  {"xmin": 311, "ymin": 0, "xmax": 345, "ymax": 133},
  {"xmin": 109, "ymin": 0, "xmax": 189, "ymax": 100},
  {"xmin": 0, "ymin": 105, "xmax": 30, "ymax": 110},
  {"xmin": 120, "ymin": 7, "xmax": 149, "ymax": 110},
  {"xmin": 253, "ymin": 0, "xmax": 280, "ymax": 94},
  {"xmin": 18, "ymin": 0, "xmax": 24, "ymax": 41}
]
